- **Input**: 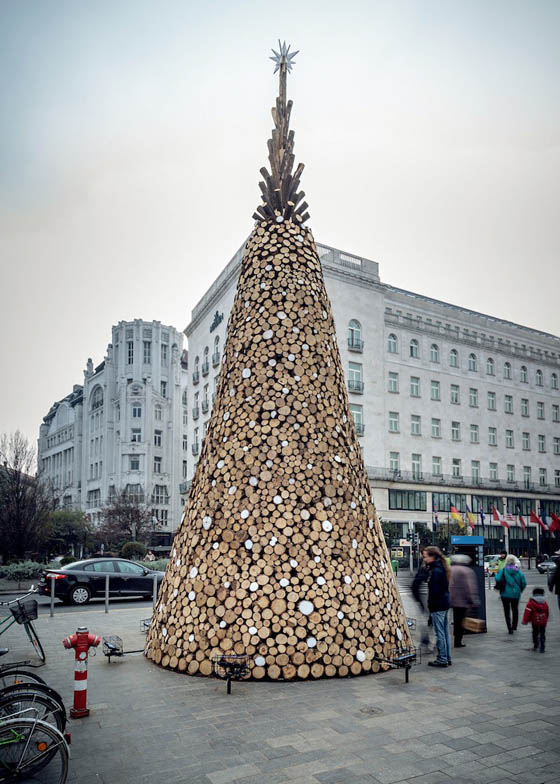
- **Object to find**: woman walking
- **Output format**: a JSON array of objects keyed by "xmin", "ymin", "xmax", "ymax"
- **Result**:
[
  {"xmin": 495, "ymin": 554, "xmax": 527, "ymax": 634},
  {"xmin": 423, "ymin": 546, "xmax": 452, "ymax": 668}
]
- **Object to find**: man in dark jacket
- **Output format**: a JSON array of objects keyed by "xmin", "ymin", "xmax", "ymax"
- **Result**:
[
  {"xmin": 450, "ymin": 554, "xmax": 479, "ymax": 648},
  {"xmin": 423, "ymin": 546, "xmax": 452, "ymax": 668}
]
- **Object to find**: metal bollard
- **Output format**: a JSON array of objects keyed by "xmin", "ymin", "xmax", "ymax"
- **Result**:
[
  {"xmin": 152, "ymin": 573, "xmax": 158, "ymax": 609},
  {"xmin": 105, "ymin": 574, "xmax": 109, "ymax": 614},
  {"xmin": 50, "ymin": 575, "xmax": 56, "ymax": 618}
]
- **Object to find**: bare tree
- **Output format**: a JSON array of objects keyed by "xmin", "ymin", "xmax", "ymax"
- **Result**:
[
  {"xmin": 98, "ymin": 490, "xmax": 156, "ymax": 550},
  {"xmin": 0, "ymin": 431, "xmax": 54, "ymax": 561}
]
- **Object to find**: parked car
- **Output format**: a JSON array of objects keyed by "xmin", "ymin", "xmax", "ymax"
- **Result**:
[
  {"xmin": 536, "ymin": 559, "xmax": 557, "ymax": 575},
  {"xmin": 38, "ymin": 558, "xmax": 166, "ymax": 605}
]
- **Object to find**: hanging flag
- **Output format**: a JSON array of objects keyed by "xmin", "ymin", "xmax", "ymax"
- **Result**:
[
  {"xmin": 530, "ymin": 510, "xmax": 548, "ymax": 531},
  {"xmin": 465, "ymin": 504, "xmax": 476, "ymax": 526},
  {"xmin": 505, "ymin": 511, "xmax": 515, "ymax": 524},
  {"xmin": 550, "ymin": 513, "xmax": 560, "ymax": 532},
  {"xmin": 493, "ymin": 506, "xmax": 509, "ymax": 529},
  {"xmin": 516, "ymin": 505, "xmax": 527, "ymax": 532},
  {"xmin": 450, "ymin": 505, "xmax": 464, "ymax": 527},
  {"xmin": 479, "ymin": 508, "xmax": 486, "ymax": 527},
  {"xmin": 433, "ymin": 502, "xmax": 439, "ymax": 528}
]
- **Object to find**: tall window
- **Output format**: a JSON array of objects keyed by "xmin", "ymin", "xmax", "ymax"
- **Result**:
[
  {"xmin": 468, "ymin": 353, "xmax": 477, "ymax": 372},
  {"xmin": 537, "ymin": 401, "xmax": 545, "ymax": 419},
  {"xmin": 160, "ymin": 381, "xmax": 167, "ymax": 398},
  {"xmin": 387, "ymin": 333, "xmax": 398, "ymax": 353},
  {"xmin": 152, "ymin": 485, "xmax": 169, "ymax": 504},
  {"xmin": 127, "ymin": 341, "xmax": 134, "ymax": 364},
  {"xmin": 469, "ymin": 388, "xmax": 478, "ymax": 407},
  {"xmin": 410, "ymin": 376, "xmax": 420, "ymax": 397},
  {"xmin": 161, "ymin": 343, "xmax": 168, "ymax": 366},
  {"xmin": 410, "ymin": 339, "xmax": 419, "ymax": 358},
  {"xmin": 505, "ymin": 429, "xmax": 514, "ymax": 448},
  {"xmin": 520, "ymin": 365, "xmax": 528, "ymax": 383},
  {"xmin": 489, "ymin": 463, "xmax": 498, "ymax": 481},
  {"xmin": 348, "ymin": 319, "xmax": 362, "ymax": 348},
  {"xmin": 430, "ymin": 344, "xmax": 439, "ymax": 362},
  {"xmin": 91, "ymin": 386, "xmax": 103, "ymax": 410},
  {"xmin": 452, "ymin": 458, "xmax": 462, "ymax": 478},
  {"xmin": 129, "ymin": 455, "xmax": 139, "ymax": 471},
  {"xmin": 183, "ymin": 435, "xmax": 188, "ymax": 451},
  {"xmin": 488, "ymin": 427, "xmax": 497, "ymax": 446},
  {"xmin": 470, "ymin": 424, "xmax": 479, "ymax": 444},
  {"xmin": 521, "ymin": 398, "xmax": 529, "ymax": 417},
  {"xmin": 411, "ymin": 453, "xmax": 422, "ymax": 479},
  {"xmin": 523, "ymin": 466, "xmax": 531, "ymax": 489},
  {"xmin": 431, "ymin": 418, "xmax": 441, "ymax": 438},
  {"xmin": 538, "ymin": 434, "xmax": 546, "ymax": 453},
  {"xmin": 388, "ymin": 372, "xmax": 399, "ymax": 393},
  {"xmin": 348, "ymin": 362, "xmax": 363, "ymax": 392},
  {"xmin": 143, "ymin": 341, "xmax": 151, "ymax": 364},
  {"xmin": 487, "ymin": 391, "xmax": 496, "ymax": 411},
  {"xmin": 552, "ymin": 373, "xmax": 558, "ymax": 390},
  {"xmin": 350, "ymin": 404, "xmax": 363, "ymax": 433},
  {"xmin": 522, "ymin": 432, "xmax": 530, "ymax": 450},
  {"xmin": 554, "ymin": 437, "xmax": 560, "ymax": 455},
  {"xmin": 553, "ymin": 404, "xmax": 560, "ymax": 423},
  {"xmin": 432, "ymin": 456, "xmax": 442, "ymax": 476},
  {"xmin": 431, "ymin": 380, "xmax": 440, "ymax": 401},
  {"xmin": 556, "ymin": 470, "xmax": 560, "ymax": 488},
  {"xmin": 411, "ymin": 415, "xmax": 421, "ymax": 435},
  {"xmin": 539, "ymin": 468, "xmax": 547, "ymax": 486},
  {"xmin": 486, "ymin": 357, "xmax": 495, "ymax": 376},
  {"xmin": 449, "ymin": 349, "xmax": 458, "ymax": 367},
  {"xmin": 154, "ymin": 456, "xmax": 162, "ymax": 473},
  {"xmin": 507, "ymin": 465, "xmax": 515, "ymax": 482},
  {"xmin": 503, "ymin": 362, "xmax": 512, "ymax": 380},
  {"xmin": 132, "ymin": 405, "xmax": 142, "ymax": 418},
  {"xmin": 389, "ymin": 412, "xmax": 399, "ymax": 432},
  {"xmin": 504, "ymin": 395, "xmax": 513, "ymax": 414},
  {"xmin": 154, "ymin": 430, "xmax": 162, "ymax": 447},
  {"xmin": 536, "ymin": 369, "xmax": 543, "ymax": 387},
  {"xmin": 450, "ymin": 384, "xmax": 460, "ymax": 404},
  {"xmin": 154, "ymin": 404, "xmax": 162, "ymax": 421},
  {"xmin": 471, "ymin": 460, "xmax": 480, "ymax": 481},
  {"xmin": 389, "ymin": 452, "xmax": 400, "ymax": 472},
  {"xmin": 451, "ymin": 421, "xmax": 461, "ymax": 441},
  {"xmin": 131, "ymin": 428, "xmax": 141, "ymax": 442}
]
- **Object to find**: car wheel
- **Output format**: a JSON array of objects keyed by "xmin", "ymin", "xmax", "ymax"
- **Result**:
[{"xmin": 69, "ymin": 585, "xmax": 91, "ymax": 605}]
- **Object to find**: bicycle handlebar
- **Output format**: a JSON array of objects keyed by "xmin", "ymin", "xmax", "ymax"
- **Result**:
[{"xmin": 0, "ymin": 585, "xmax": 38, "ymax": 606}]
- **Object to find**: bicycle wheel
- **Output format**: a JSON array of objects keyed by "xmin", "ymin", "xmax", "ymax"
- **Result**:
[
  {"xmin": 0, "ymin": 668, "xmax": 47, "ymax": 689},
  {"xmin": 0, "ymin": 690, "xmax": 66, "ymax": 732},
  {"xmin": 0, "ymin": 718, "xmax": 69, "ymax": 783},
  {"xmin": 0, "ymin": 684, "xmax": 65, "ymax": 716},
  {"xmin": 23, "ymin": 621, "xmax": 46, "ymax": 663}
]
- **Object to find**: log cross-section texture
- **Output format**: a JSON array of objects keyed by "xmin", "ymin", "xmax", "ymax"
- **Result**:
[{"xmin": 145, "ymin": 45, "xmax": 411, "ymax": 680}]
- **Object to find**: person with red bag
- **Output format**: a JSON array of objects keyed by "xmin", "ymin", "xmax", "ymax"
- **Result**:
[{"xmin": 522, "ymin": 587, "xmax": 549, "ymax": 653}]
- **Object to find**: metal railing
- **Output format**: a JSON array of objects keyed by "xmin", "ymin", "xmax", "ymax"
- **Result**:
[
  {"xmin": 201, "ymin": 400, "xmax": 209, "ymax": 414},
  {"xmin": 201, "ymin": 361, "xmax": 210, "ymax": 376},
  {"xmin": 355, "ymin": 423, "xmax": 365, "ymax": 436},
  {"xmin": 212, "ymin": 351, "xmax": 220, "ymax": 366},
  {"xmin": 191, "ymin": 443, "xmax": 199, "ymax": 456},
  {"xmin": 364, "ymin": 466, "xmax": 557, "ymax": 494},
  {"xmin": 192, "ymin": 371, "xmax": 199, "ymax": 384},
  {"xmin": 348, "ymin": 379, "xmax": 364, "ymax": 394},
  {"xmin": 348, "ymin": 337, "xmax": 364, "ymax": 352}
]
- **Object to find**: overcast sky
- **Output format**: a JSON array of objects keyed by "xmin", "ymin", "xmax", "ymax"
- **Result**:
[{"xmin": 1, "ymin": 0, "xmax": 559, "ymax": 449}]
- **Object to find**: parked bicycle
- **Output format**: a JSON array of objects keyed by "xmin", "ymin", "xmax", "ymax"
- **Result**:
[
  {"xmin": 0, "ymin": 590, "xmax": 45, "ymax": 663},
  {"xmin": 0, "ymin": 649, "xmax": 46, "ymax": 690},
  {"xmin": 0, "ymin": 682, "xmax": 66, "ymax": 733},
  {"xmin": 0, "ymin": 715, "xmax": 69, "ymax": 782}
]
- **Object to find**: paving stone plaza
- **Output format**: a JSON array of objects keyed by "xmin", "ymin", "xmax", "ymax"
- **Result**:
[{"xmin": 3, "ymin": 573, "xmax": 558, "ymax": 784}]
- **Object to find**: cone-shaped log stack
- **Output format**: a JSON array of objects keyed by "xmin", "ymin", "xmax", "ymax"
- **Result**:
[{"xmin": 145, "ymin": 43, "xmax": 411, "ymax": 679}]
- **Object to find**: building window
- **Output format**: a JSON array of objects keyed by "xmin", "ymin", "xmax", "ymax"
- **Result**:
[
  {"xmin": 161, "ymin": 343, "xmax": 168, "ymax": 366},
  {"xmin": 430, "ymin": 343, "xmax": 439, "ymax": 362},
  {"xmin": 412, "ymin": 453, "xmax": 422, "ymax": 479},
  {"xmin": 154, "ymin": 456, "xmax": 162, "ymax": 473},
  {"xmin": 182, "ymin": 389, "xmax": 188, "ymax": 407},
  {"xmin": 155, "ymin": 404, "xmax": 162, "ymax": 421},
  {"xmin": 553, "ymin": 405, "xmax": 559, "ymax": 423},
  {"xmin": 433, "ymin": 492, "xmax": 466, "ymax": 512},
  {"xmin": 348, "ymin": 362, "xmax": 363, "ymax": 393},
  {"xmin": 536, "ymin": 369, "xmax": 543, "ymax": 387},
  {"xmin": 154, "ymin": 430, "xmax": 162, "ymax": 447},
  {"xmin": 387, "ymin": 333, "xmax": 398, "ymax": 353},
  {"xmin": 552, "ymin": 373, "xmax": 558, "ymax": 390},
  {"xmin": 520, "ymin": 365, "xmax": 528, "ymax": 383},
  {"xmin": 152, "ymin": 485, "xmax": 169, "ymax": 505},
  {"xmin": 410, "ymin": 339, "xmax": 419, "ymax": 359},
  {"xmin": 389, "ymin": 412, "xmax": 399, "ymax": 433},
  {"xmin": 183, "ymin": 410, "xmax": 188, "ymax": 426},
  {"xmin": 555, "ymin": 470, "xmax": 560, "ymax": 488},
  {"xmin": 160, "ymin": 381, "xmax": 167, "ymax": 398},
  {"xmin": 487, "ymin": 391, "xmax": 496, "ymax": 411},
  {"xmin": 507, "ymin": 464, "xmax": 515, "ymax": 482},
  {"xmin": 537, "ymin": 401, "xmax": 545, "ymax": 420},
  {"xmin": 521, "ymin": 398, "xmax": 529, "ymax": 417},
  {"xmin": 350, "ymin": 404, "xmax": 363, "ymax": 435},
  {"xmin": 488, "ymin": 427, "xmax": 497, "ymax": 446},
  {"xmin": 388, "ymin": 372, "xmax": 399, "ymax": 393},
  {"xmin": 388, "ymin": 489, "xmax": 426, "ymax": 511},
  {"xmin": 410, "ymin": 376, "xmax": 420, "ymax": 397},
  {"xmin": 127, "ymin": 341, "xmax": 134, "ymax": 364},
  {"xmin": 451, "ymin": 421, "xmax": 461, "ymax": 441},
  {"xmin": 449, "ymin": 349, "xmax": 458, "ymax": 367},
  {"xmin": 522, "ymin": 432, "xmax": 530, "ymax": 451},
  {"xmin": 554, "ymin": 437, "xmax": 560, "ymax": 455},
  {"xmin": 523, "ymin": 466, "xmax": 531, "ymax": 489},
  {"xmin": 183, "ymin": 435, "xmax": 188, "ymax": 451},
  {"xmin": 452, "ymin": 458, "xmax": 462, "ymax": 478},
  {"xmin": 506, "ymin": 429, "xmax": 514, "ymax": 448},
  {"xmin": 182, "ymin": 460, "xmax": 188, "ymax": 479},
  {"xmin": 431, "ymin": 380, "xmax": 440, "ymax": 401},
  {"xmin": 504, "ymin": 395, "xmax": 513, "ymax": 414},
  {"xmin": 348, "ymin": 319, "xmax": 362, "ymax": 350},
  {"xmin": 143, "ymin": 341, "xmax": 151, "ymax": 364},
  {"xmin": 503, "ymin": 362, "xmax": 512, "ymax": 380},
  {"xmin": 470, "ymin": 424, "xmax": 479, "ymax": 444},
  {"xmin": 129, "ymin": 455, "xmax": 139, "ymax": 471},
  {"xmin": 431, "ymin": 418, "xmax": 441, "ymax": 438},
  {"xmin": 389, "ymin": 452, "xmax": 400, "ymax": 472},
  {"xmin": 132, "ymin": 406, "xmax": 142, "ymax": 418},
  {"xmin": 411, "ymin": 415, "xmax": 421, "ymax": 436},
  {"xmin": 450, "ymin": 384, "xmax": 460, "ymax": 404},
  {"xmin": 538, "ymin": 434, "xmax": 546, "ymax": 453},
  {"xmin": 486, "ymin": 357, "xmax": 495, "ymax": 376},
  {"xmin": 131, "ymin": 428, "xmax": 141, "ymax": 443},
  {"xmin": 469, "ymin": 388, "xmax": 478, "ymax": 407},
  {"xmin": 468, "ymin": 353, "xmax": 477, "ymax": 372},
  {"xmin": 471, "ymin": 460, "xmax": 480, "ymax": 482},
  {"xmin": 489, "ymin": 462, "xmax": 498, "ymax": 481},
  {"xmin": 432, "ymin": 456, "xmax": 442, "ymax": 476}
]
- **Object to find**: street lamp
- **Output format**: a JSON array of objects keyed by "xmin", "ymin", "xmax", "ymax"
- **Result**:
[{"xmin": 528, "ymin": 537, "xmax": 534, "ymax": 571}]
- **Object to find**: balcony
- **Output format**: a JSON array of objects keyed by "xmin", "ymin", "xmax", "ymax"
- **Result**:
[
  {"xmin": 192, "ymin": 406, "xmax": 200, "ymax": 420},
  {"xmin": 348, "ymin": 379, "xmax": 364, "ymax": 394},
  {"xmin": 348, "ymin": 337, "xmax": 364, "ymax": 353},
  {"xmin": 201, "ymin": 361, "xmax": 210, "ymax": 376},
  {"xmin": 212, "ymin": 351, "xmax": 220, "ymax": 367},
  {"xmin": 191, "ymin": 443, "xmax": 199, "ymax": 456},
  {"xmin": 355, "ymin": 423, "xmax": 365, "ymax": 437},
  {"xmin": 201, "ymin": 400, "xmax": 209, "ymax": 414},
  {"xmin": 192, "ymin": 371, "xmax": 200, "ymax": 385},
  {"xmin": 364, "ymin": 467, "xmax": 556, "ymax": 494},
  {"xmin": 179, "ymin": 481, "xmax": 190, "ymax": 494}
]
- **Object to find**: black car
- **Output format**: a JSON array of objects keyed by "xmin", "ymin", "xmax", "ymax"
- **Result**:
[{"xmin": 38, "ymin": 558, "xmax": 166, "ymax": 605}]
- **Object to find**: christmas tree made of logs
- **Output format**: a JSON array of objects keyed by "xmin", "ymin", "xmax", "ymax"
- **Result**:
[{"xmin": 146, "ymin": 42, "xmax": 411, "ymax": 680}]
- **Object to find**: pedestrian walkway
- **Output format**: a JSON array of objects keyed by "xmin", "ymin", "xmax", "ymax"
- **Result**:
[{"xmin": 1, "ymin": 573, "xmax": 558, "ymax": 783}]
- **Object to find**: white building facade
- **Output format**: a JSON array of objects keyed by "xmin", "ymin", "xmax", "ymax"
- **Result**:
[
  {"xmin": 39, "ymin": 320, "xmax": 189, "ymax": 546},
  {"xmin": 185, "ymin": 241, "xmax": 560, "ymax": 555}
]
